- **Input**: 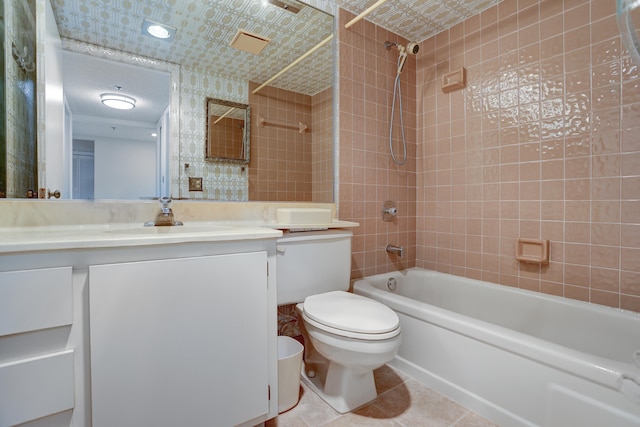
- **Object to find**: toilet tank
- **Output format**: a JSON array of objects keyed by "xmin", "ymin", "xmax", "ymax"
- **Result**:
[{"xmin": 276, "ymin": 229, "xmax": 352, "ymax": 305}]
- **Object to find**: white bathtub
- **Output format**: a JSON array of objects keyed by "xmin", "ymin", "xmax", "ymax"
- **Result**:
[{"xmin": 353, "ymin": 268, "xmax": 640, "ymax": 427}]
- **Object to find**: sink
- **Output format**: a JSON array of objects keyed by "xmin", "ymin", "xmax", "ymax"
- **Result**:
[{"xmin": 105, "ymin": 224, "xmax": 234, "ymax": 235}]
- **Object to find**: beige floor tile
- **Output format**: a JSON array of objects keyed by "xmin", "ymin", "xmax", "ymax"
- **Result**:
[
  {"xmin": 373, "ymin": 378, "xmax": 468, "ymax": 427},
  {"xmin": 452, "ymin": 411, "xmax": 499, "ymax": 427},
  {"xmin": 264, "ymin": 365, "xmax": 496, "ymax": 427}
]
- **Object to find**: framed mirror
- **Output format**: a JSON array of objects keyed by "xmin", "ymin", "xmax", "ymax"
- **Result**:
[
  {"xmin": 6, "ymin": 0, "xmax": 334, "ymax": 201},
  {"xmin": 205, "ymin": 98, "xmax": 250, "ymax": 164}
]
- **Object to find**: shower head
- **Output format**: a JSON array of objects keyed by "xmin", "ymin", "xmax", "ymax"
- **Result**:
[
  {"xmin": 385, "ymin": 41, "xmax": 419, "ymax": 74},
  {"xmin": 384, "ymin": 41, "xmax": 419, "ymax": 55}
]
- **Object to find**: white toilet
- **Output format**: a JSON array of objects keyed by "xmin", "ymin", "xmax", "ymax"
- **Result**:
[{"xmin": 276, "ymin": 230, "xmax": 401, "ymax": 413}]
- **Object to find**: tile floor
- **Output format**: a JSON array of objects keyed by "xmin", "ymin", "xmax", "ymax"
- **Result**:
[{"xmin": 266, "ymin": 365, "xmax": 498, "ymax": 427}]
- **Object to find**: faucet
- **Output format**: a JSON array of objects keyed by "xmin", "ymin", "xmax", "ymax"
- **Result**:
[
  {"xmin": 386, "ymin": 244, "xmax": 403, "ymax": 257},
  {"xmin": 144, "ymin": 197, "xmax": 183, "ymax": 226}
]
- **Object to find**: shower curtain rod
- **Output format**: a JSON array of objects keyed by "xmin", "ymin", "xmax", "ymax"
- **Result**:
[
  {"xmin": 251, "ymin": 34, "xmax": 334, "ymax": 95},
  {"xmin": 212, "ymin": 106, "xmax": 236, "ymax": 124},
  {"xmin": 344, "ymin": 0, "xmax": 388, "ymax": 29}
]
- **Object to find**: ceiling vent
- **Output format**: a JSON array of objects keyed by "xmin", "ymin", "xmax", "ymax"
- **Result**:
[{"xmin": 229, "ymin": 29, "xmax": 271, "ymax": 55}]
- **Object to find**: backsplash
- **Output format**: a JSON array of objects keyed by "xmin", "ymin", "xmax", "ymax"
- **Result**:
[{"xmin": 0, "ymin": 200, "xmax": 336, "ymax": 228}]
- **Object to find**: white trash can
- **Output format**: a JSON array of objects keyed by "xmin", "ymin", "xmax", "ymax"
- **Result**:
[{"xmin": 277, "ymin": 335, "xmax": 304, "ymax": 413}]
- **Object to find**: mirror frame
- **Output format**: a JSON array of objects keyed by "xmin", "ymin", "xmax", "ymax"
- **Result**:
[{"xmin": 205, "ymin": 98, "xmax": 250, "ymax": 164}]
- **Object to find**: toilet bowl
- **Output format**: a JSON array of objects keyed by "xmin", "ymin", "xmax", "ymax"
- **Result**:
[
  {"xmin": 276, "ymin": 230, "xmax": 402, "ymax": 413},
  {"xmin": 296, "ymin": 291, "xmax": 401, "ymax": 413}
]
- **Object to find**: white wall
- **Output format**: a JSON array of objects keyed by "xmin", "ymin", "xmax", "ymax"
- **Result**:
[
  {"xmin": 43, "ymin": 0, "xmax": 65, "ymax": 195},
  {"xmin": 93, "ymin": 137, "xmax": 156, "ymax": 199}
]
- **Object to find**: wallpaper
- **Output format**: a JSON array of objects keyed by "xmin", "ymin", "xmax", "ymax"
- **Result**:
[
  {"xmin": 50, "ymin": 0, "xmax": 334, "ymax": 97},
  {"xmin": 5, "ymin": 0, "xmax": 38, "ymax": 198},
  {"xmin": 338, "ymin": 0, "xmax": 502, "ymax": 43}
]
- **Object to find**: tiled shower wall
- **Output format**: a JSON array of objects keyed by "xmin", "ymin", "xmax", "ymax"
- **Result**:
[
  {"xmin": 416, "ymin": 0, "xmax": 640, "ymax": 312},
  {"xmin": 248, "ymin": 82, "xmax": 313, "ymax": 201},
  {"xmin": 312, "ymin": 87, "xmax": 334, "ymax": 202},
  {"xmin": 338, "ymin": 10, "xmax": 418, "ymax": 280}
]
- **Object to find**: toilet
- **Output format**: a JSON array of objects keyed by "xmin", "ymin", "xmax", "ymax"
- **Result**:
[{"xmin": 276, "ymin": 229, "xmax": 401, "ymax": 413}]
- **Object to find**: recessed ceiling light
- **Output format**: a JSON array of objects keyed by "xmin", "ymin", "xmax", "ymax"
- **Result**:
[
  {"xmin": 142, "ymin": 18, "xmax": 176, "ymax": 40},
  {"xmin": 101, "ymin": 93, "xmax": 136, "ymax": 110}
]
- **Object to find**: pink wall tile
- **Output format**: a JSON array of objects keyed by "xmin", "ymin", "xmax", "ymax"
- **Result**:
[
  {"xmin": 412, "ymin": 0, "xmax": 640, "ymax": 312},
  {"xmin": 337, "ymin": 1, "xmax": 640, "ymax": 313}
]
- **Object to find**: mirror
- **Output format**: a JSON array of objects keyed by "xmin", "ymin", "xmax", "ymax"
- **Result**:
[
  {"xmin": 3, "ymin": 0, "xmax": 334, "ymax": 201},
  {"xmin": 205, "ymin": 98, "xmax": 250, "ymax": 164},
  {"xmin": 63, "ymin": 49, "xmax": 172, "ymax": 199}
]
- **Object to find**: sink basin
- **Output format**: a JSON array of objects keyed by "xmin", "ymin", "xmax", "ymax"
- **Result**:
[{"xmin": 105, "ymin": 224, "xmax": 233, "ymax": 235}]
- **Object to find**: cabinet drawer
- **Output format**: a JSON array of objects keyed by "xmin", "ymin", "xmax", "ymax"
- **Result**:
[
  {"xmin": 0, "ymin": 350, "xmax": 75, "ymax": 426},
  {"xmin": 0, "ymin": 267, "xmax": 73, "ymax": 336}
]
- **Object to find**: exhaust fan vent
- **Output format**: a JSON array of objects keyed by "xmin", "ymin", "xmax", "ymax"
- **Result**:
[{"xmin": 229, "ymin": 29, "xmax": 271, "ymax": 55}]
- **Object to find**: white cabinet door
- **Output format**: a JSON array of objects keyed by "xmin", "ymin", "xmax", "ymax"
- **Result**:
[{"xmin": 89, "ymin": 252, "xmax": 268, "ymax": 427}]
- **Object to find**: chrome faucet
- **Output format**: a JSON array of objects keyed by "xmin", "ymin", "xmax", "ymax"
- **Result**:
[
  {"xmin": 386, "ymin": 244, "xmax": 403, "ymax": 257},
  {"xmin": 144, "ymin": 197, "xmax": 183, "ymax": 226}
]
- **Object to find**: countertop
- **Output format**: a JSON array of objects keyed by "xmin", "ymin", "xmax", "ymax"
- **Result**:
[
  {"xmin": 0, "ymin": 222, "xmax": 283, "ymax": 253},
  {"xmin": 0, "ymin": 219, "xmax": 360, "ymax": 254}
]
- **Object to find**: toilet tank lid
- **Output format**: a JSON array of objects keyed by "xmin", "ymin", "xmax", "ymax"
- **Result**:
[
  {"xmin": 277, "ymin": 229, "xmax": 352, "ymax": 244},
  {"xmin": 304, "ymin": 291, "xmax": 399, "ymax": 334}
]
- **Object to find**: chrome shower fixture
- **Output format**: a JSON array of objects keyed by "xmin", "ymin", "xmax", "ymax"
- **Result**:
[
  {"xmin": 384, "ymin": 41, "xmax": 419, "ymax": 75},
  {"xmin": 384, "ymin": 41, "xmax": 419, "ymax": 55},
  {"xmin": 385, "ymin": 40, "xmax": 419, "ymax": 165}
]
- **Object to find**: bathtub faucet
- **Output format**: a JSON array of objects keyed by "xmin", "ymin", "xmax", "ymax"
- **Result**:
[
  {"xmin": 144, "ymin": 196, "xmax": 183, "ymax": 226},
  {"xmin": 386, "ymin": 244, "xmax": 404, "ymax": 257}
]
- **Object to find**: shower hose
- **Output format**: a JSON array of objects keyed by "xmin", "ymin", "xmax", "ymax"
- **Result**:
[{"xmin": 389, "ymin": 56, "xmax": 408, "ymax": 165}]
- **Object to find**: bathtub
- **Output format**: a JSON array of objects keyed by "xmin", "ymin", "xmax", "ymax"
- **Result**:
[{"xmin": 353, "ymin": 268, "xmax": 640, "ymax": 427}]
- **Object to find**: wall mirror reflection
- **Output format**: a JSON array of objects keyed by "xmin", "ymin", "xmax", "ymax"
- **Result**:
[
  {"xmin": 63, "ymin": 50, "xmax": 171, "ymax": 199},
  {"xmin": 205, "ymin": 98, "xmax": 250, "ymax": 164},
  {"xmin": 1, "ymin": 0, "xmax": 334, "ymax": 202}
]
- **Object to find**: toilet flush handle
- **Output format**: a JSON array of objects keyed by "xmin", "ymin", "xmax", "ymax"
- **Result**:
[{"xmin": 276, "ymin": 246, "xmax": 286, "ymax": 255}]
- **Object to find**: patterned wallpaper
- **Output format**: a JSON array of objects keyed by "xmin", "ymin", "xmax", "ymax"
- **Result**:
[
  {"xmin": 338, "ymin": 0, "xmax": 502, "ymax": 43},
  {"xmin": 5, "ymin": 0, "xmax": 38, "ymax": 198},
  {"xmin": 50, "ymin": 0, "xmax": 334, "ymax": 97}
]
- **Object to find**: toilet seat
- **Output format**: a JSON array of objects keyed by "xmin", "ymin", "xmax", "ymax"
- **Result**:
[{"xmin": 302, "ymin": 291, "xmax": 400, "ymax": 340}]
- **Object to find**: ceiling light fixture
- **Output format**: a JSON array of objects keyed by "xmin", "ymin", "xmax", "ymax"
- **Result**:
[
  {"xmin": 142, "ymin": 18, "xmax": 176, "ymax": 40},
  {"xmin": 101, "ymin": 93, "xmax": 136, "ymax": 110}
]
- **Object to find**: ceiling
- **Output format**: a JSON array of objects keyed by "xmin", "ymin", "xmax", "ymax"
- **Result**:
[
  {"xmin": 51, "ymin": 0, "xmax": 334, "ymax": 97},
  {"xmin": 339, "ymin": 0, "xmax": 501, "ymax": 43},
  {"xmin": 51, "ymin": 0, "xmax": 500, "ymax": 140},
  {"xmin": 63, "ymin": 50, "xmax": 170, "ymax": 141},
  {"xmin": 51, "ymin": 0, "xmax": 502, "ymax": 96}
]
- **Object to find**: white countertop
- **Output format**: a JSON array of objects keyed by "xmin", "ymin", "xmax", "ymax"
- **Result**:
[{"xmin": 0, "ymin": 222, "xmax": 283, "ymax": 253}]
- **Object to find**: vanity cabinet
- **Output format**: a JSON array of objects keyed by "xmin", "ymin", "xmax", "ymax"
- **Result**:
[
  {"xmin": 89, "ymin": 252, "xmax": 269, "ymax": 427},
  {"xmin": 0, "ymin": 232, "xmax": 279, "ymax": 427},
  {"xmin": 0, "ymin": 267, "xmax": 75, "ymax": 427}
]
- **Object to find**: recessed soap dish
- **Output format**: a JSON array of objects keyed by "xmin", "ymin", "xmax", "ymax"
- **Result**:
[{"xmin": 515, "ymin": 238, "xmax": 549, "ymax": 264}]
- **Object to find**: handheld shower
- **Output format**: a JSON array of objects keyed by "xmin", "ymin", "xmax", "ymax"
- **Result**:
[
  {"xmin": 385, "ymin": 41, "xmax": 419, "ymax": 74},
  {"xmin": 384, "ymin": 40, "xmax": 419, "ymax": 165}
]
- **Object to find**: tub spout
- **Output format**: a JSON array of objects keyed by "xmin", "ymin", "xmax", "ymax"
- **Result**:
[{"xmin": 386, "ymin": 244, "xmax": 403, "ymax": 257}]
